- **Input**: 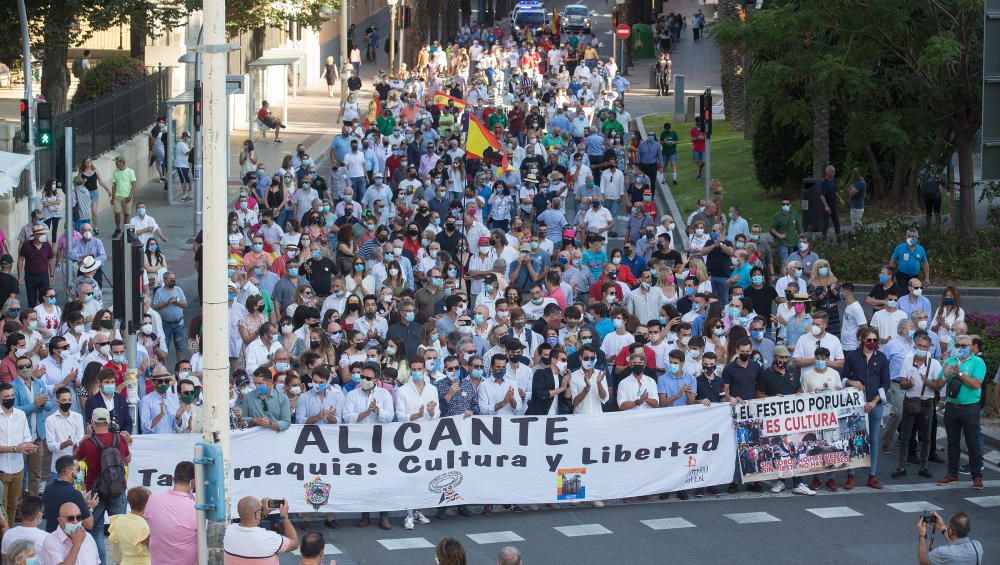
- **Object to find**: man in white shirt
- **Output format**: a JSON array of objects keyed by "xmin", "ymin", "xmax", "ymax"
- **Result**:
[
  {"xmin": 502, "ymin": 340, "xmax": 532, "ymax": 410},
  {"xmin": 354, "ymin": 296, "xmax": 388, "ymax": 342},
  {"xmin": 792, "ymin": 311, "xmax": 845, "ymax": 373},
  {"xmin": 44, "ymin": 387, "xmax": 84, "ymax": 482},
  {"xmin": 601, "ymin": 312, "xmax": 634, "ymax": 361},
  {"xmin": 600, "ymin": 164, "xmax": 625, "ymax": 216},
  {"xmin": 774, "ymin": 261, "xmax": 808, "ymax": 301},
  {"xmin": 343, "ymin": 140, "xmax": 367, "ymax": 197},
  {"xmin": 520, "ymin": 285, "xmax": 556, "ymax": 321},
  {"xmin": 617, "ymin": 352, "xmax": 659, "ymax": 410},
  {"xmin": 394, "ymin": 359, "xmax": 438, "ymax": 529},
  {"xmin": 244, "ymin": 323, "xmax": 283, "ymax": 375},
  {"xmin": 0, "ymin": 494, "xmax": 47, "ymax": 558},
  {"xmin": 295, "ymin": 366, "xmax": 345, "ymax": 425},
  {"xmin": 128, "ymin": 202, "xmax": 168, "ymax": 247},
  {"xmin": 342, "ymin": 365, "xmax": 393, "ymax": 529},
  {"xmin": 567, "ymin": 345, "xmax": 610, "ymax": 415},
  {"xmin": 0, "ymin": 383, "xmax": 37, "ymax": 523},
  {"xmin": 580, "ymin": 198, "xmax": 614, "ymax": 236},
  {"xmin": 871, "ymin": 291, "xmax": 909, "ymax": 346},
  {"xmin": 839, "ymin": 283, "xmax": 867, "ymax": 353},
  {"xmin": 476, "ymin": 356, "xmax": 520, "ymax": 416}
]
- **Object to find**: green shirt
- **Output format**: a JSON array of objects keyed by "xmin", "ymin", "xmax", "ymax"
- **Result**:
[
  {"xmin": 659, "ymin": 130, "xmax": 679, "ymax": 157},
  {"xmin": 376, "ymin": 115, "xmax": 396, "ymax": 136},
  {"xmin": 940, "ymin": 354, "xmax": 986, "ymax": 404},
  {"xmin": 771, "ymin": 210, "xmax": 802, "ymax": 246},
  {"xmin": 112, "ymin": 167, "xmax": 136, "ymax": 199}
]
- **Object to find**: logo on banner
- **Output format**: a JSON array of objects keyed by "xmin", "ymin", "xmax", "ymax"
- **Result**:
[
  {"xmin": 303, "ymin": 476, "xmax": 331, "ymax": 510},
  {"xmin": 683, "ymin": 455, "xmax": 710, "ymax": 485},
  {"xmin": 556, "ymin": 468, "xmax": 587, "ymax": 500},
  {"xmin": 428, "ymin": 472, "xmax": 464, "ymax": 505}
]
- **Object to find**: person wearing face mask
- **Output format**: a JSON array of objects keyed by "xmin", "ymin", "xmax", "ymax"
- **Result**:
[
  {"xmin": 11, "ymin": 354, "xmax": 51, "ymax": 496},
  {"xmin": 889, "ymin": 227, "xmax": 931, "ymax": 288},
  {"xmin": 239, "ymin": 367, "xmax": 291, "ymax": 432},
  {"xmin": 888, "ymin": 333, "xmax": 942, "ymax": 480},
  {"xmin": 44, "ymin": 387, "xmax": 84, "ymax": 483},
  {"xmin": 394, "ymin": 357, "xmax": 440, "ymax": 529},
  {"xmin": 343, "ymin": 365, "xmax": 394, "ymax": 528},
  {"xmin": 139, "ymin": 366, "xmax": 182, "ymax": 434},
  {"xmin": 243, "ymin": 322, "xmax": 282, "ymax": 377},
  {"xmin": 17, "ymin": 225, "xmax": 54, "ymax": 308},
  {"xmin": 3, "ymin": 495, "xmax": 47, "ymax": 560},
  {"xmin": 791, "ymin": 310, "xmax": 845, "ymax": 374},
  {"xmin": 870, "ymin": 290, "xmax": 909, "ymax": 346},
  {"xmin": 841, "ymin": 327, "xmax": 891, "ymax": 489},
  {"xmin": 151, "ymin": 271, "xmax": 187, "ymax": 361},
  {"xmin": 41, "ymin": 501, "xmax": 101, "ymax": 565},
  {"xmin": 936, "ymin": 335, "xmax": 986, "ymax": 490},
  {"xmin": 894, "ymin": 277, "xmax": 931, "ymax": 319},
  {"xmin": 769, "ymin": 198, "xmax": 801, "ymax": 266}
]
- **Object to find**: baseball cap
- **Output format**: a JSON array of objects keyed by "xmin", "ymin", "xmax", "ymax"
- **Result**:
[
  {"xmin": 773, "ymin": 345, "xmax": 791, "ymax": 357},
  {"xmin": 92, "ymin": 408, "xmax": 111, "ymax": 423}
]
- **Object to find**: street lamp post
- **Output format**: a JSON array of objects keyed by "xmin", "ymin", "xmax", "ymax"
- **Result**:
[{"xmin": 615, "ymin": 0, "xmax": 626, "ymax": 74}]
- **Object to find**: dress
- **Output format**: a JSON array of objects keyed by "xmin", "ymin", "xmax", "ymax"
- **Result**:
[{"xmin": 237, "ymin": 314, "xmax": 265, "ymax": 369}]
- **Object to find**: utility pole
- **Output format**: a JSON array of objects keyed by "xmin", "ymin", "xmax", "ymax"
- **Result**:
[
  {"xmin": 340, "ymin": 0, "xmax": 351, "ymax": 118},
  {"xmin": 399, "ymin": 0, "xmax": 406, "ymax": 73},
  {"xmin": 16, "ymin": 0, "xmax": 38, "ymax": 211},
  {"xmin": 63, "ymin": 128, "xmax": 73, "ymax": 290},
  {"xmin": 201, "ymin": 0, "xmax": 233, "ymax": 561},
  {"xmin": 389, "ymin": 0, "xmax": 398, "ymax": 75}
]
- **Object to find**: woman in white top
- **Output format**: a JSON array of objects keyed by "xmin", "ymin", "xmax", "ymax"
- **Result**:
[
  {"xmin": 342, "ymin": 93, "xmax": 361, "ymax": 124},
  {"xmin": 345, "ymin": 258, "xmax": 374, "ymax": 298},
  {"xmin": 238, "ymin": 140, "xmax": 258, "ymax": 177},
  {"xmin": 687, "ymin": 258, "xmax": 713, "ymax": 294},
  {"xmin": 34, "ymin": 288, "xmax": 62, "ymax": 338},
  {"xmin": 685, "ymin": 222, "xmax": 711, "ymax": 253},
  {"xmin": 930, "ymin": 285, "xmax": 965, "ymax": 342},
  {"xmin": 656, "ymin": 267, "xmax": 680, "ymax": 306}
]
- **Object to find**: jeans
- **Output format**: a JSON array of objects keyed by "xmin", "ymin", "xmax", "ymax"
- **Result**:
[
  {"xmin": 944, "ymin": 403, "xmax": 983, "ymax": 478},
  {"xmin": 776, "ymin": 245, "xmax": 795, "ymax": 267},
  {"xmin": 163, "ymin": 319, "xmax": 187, "ymax": 359},
  {"xmin": 350, "ymin": 176, "xmax": 366, "ymax": 198},
  {"xmin": 849, "ymin": 402, "xmax": 883, "ymax": 478},
  {"xmin": 90, "ymin": 491, "xmax": 127, "ymax": 565},
  {"xmin": 897, "ymin": 398, "xmax": 933, "ymax": 468},
  {"xmin": 709, "ymin": 276, "xmax": 730, "ymax": 304},
  {"xmin": 879, "ymin": 381, "xmax": 904, "ymax": 449},
  {"xmin": 605, "ymin": 198, "xmax": 619, "ymax": 222}
]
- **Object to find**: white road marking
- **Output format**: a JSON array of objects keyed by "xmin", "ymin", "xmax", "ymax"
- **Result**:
[
  {"xmin": 887, "ymin": 501, "xmax": 942, "ymax": 513},
  {"xmin": 466, "ymin": 531, "xmax": 526, "ymax": 544},
  {"xmin": 554, "ymin": 523, "xmax": 613, "ymax": 537},
  {"xmin": 965, "ymin": 495, "xmax": 1000, "ymax": 508},
  {"xmin": 641, "ymin": 517, "xmax": 697, "ymax": 530},
  {"xmin": 377, "ymin": 537, "xmax": 435, "ymax": 550},
  {"xmin": 724, "ymin": 512, "xmax": 780, "ymax": 524},
  {"xmin": 806, "ymin": 506, "xmax": 863, "ymax": 519}
]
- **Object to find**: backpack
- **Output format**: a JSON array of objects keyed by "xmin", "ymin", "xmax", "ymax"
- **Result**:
[
  {"xmin": 91, "ymin": 434, "xmax": 126, "ymax": 500},
  {"xmin": 921, "ymin": 177, "xmax": 941, "ymax": 199},
  {"xmin": 71, "ymin": 58, "xmax": 83, "ymax": 79}
]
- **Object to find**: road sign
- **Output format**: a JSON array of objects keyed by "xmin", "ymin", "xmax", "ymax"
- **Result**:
[{"xmin": 615, "ymin": 24, "xmax": 631, "ymax": 40}]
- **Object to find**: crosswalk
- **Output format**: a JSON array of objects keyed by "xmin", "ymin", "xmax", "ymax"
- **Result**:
[{"xmin": 363, "ymin": 495, "xmax": 996, "ymax": 550}]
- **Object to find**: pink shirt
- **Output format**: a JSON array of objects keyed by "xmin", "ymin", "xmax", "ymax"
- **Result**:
[
  {"xmin": 41, "ymin": 527, "xmax": 101, "ymax": 565},
  {"xmin": 546, "ymin": 287, "xmax": 568, "ymax": 310},
  {"xmin": 144, "ymin": 490, "xmax": 198, "ymax": 565}
]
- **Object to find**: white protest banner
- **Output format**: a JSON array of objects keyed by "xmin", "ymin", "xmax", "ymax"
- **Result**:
[
  {"xmin": 129, "ymin": 405, "xmax": 735, "ymax": 513},
  {"xmin": 732, "ymin": 389, "xmax": 872, "ymax": 482}
]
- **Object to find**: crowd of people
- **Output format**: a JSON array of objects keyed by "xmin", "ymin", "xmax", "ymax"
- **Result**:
[{"xmin": 0, "ymin": 5, "xmax": 993, "ymax": 565}]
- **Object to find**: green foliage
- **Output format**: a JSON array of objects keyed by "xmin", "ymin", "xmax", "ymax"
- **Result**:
[
  {"xmin": 71, "ymin": 53, "xmax": 146, "ymax": 106},
  {"xmin": 965, "ymin": 311, "xmax": 1000, "ymax": 415},
  {"xmin": 712, "ymin": 0, "xmax": 984, "ymax": 209},
  {"xmin": 813, "ymin": 218, "xmax": 1000, "ymax": 285},
  {"xmin": 226, "ymin": 0, "xmax": 339, "ymax": 37}
]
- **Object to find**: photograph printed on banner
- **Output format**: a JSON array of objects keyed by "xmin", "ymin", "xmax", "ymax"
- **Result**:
[{"xmin": 733, "ymin": 390, "xmax": 872, "ymax": 482}]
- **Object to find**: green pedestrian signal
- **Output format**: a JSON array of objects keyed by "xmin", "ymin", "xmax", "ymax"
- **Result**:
[{"xmin": 37, "ymin": 130, "xmax": 51, "ymax": 147}]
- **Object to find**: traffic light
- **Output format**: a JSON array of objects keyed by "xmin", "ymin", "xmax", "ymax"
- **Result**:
[
  {"xmin": 699, "ymin": 88, "xmax": 713, "ymax": 139},
  {"xmin": 19, "ymin": 99, "xmax": 29, "ymax": 143},
  {"xmin": 193, "ymin": 82, "xmax": 203, "ymax": 131},
  {"xmin": 35, "ymin": 101, "xmax": 52, "ymax": 147},
  {"xmin": 194, "ymin": 442, "xmax": 227, "ymax": 521}
]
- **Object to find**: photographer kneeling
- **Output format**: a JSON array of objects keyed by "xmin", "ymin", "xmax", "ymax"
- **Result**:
[{"xmin": 917, "ymin": 511, "xmax": 983, "ymax": 565}]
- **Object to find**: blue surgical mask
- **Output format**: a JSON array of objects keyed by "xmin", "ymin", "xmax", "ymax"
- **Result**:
[
  {"xmin": 351, "ymin": 373, "xmax": 361, "ymax": 383},
  {"xmin": 275, "ymin": 362, "xmax": 290, "ymax": 372},
  {"xmin": 493, "ymin": 369, "xmax": 506, "ymax": 379},
  {"xmin": 471, "ymin": 368, "xmax": 484, "ymax": 378},
  {"xmin": 411, "ymin": 371, "xmax": 424, "ymax": 382},
  {"xmin": 814, "ymin": 360, "xmax": 827, "ymax": 370},
  {"xmin": 751, "ymin": 275, "xmax": 764, "ymax": 286},
  {"xmin": 149, "ymin": 244, "xmax": 158, "ymax": 252},
  {"xmin": 957, "ymin": 347, "xmax": 970, "ymax": 357},
  {"xmin": 354, "ymin": 264, "xmax": 365, "ymax": 272},
  {"xmin": 102, "ymin": 384, "xmax": 115, "ymax": 395},
  {"xmin": 404, "ymin": 311, "xmax": 416, "ymax": 322},
  {"xmin": 256, "ymin": 385, "xmax": 270, "ymax": 395},
  {"xmin": 288, "ymin": 268, "xmax": 299, "ymax": 277},
  {"xmin": 316, "ymin": 383, "xmax": 328, "ymax": 393},
  {"xmin": 48, "ymin": 297, "xmax": 57, "ymax": 305},
  {"xmin": 914, "ymin": 349, "xmax": 928, "ymax": 358},
  {"xmin": 668, "ymin": 363, "xmax": 680, "ymax": 374},
  {"xmin": 751, "ymin": 331, "xmax": 763, "ymax": 341}
]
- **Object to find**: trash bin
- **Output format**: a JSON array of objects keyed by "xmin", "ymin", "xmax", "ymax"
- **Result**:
[{"xmin": 801, "ymin": 177, "xmax": 825, "ymax": 232}]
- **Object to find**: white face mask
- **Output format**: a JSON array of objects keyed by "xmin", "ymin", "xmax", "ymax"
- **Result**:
[
  {"xmin": 556, "ymin": 360, "xmax": 567, "ymax": 373},
  {"xmin": 281, "ymin": 324, "xmax": 293, "ymax": 334},
  {"xmin": 810, "ymin": 325, "xmax": 823, "ymax": 337}
]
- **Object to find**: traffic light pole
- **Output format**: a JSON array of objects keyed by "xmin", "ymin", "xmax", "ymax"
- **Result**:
[
  {"xmin": 63, "ymin": 127, "xmax": 73, "ymax": 291},
  {"xmin": 701, "ymin": 87, "xmax": 713, "ymax": 202},
  {"xmin": 16, "ymin": 0, "xmax": 38, "ymax": 211}
]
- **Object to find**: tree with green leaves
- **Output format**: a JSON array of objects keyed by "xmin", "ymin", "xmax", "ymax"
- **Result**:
[{"xmin": 714, "ymin": 0, "xmax": 982, "ymax": 237}]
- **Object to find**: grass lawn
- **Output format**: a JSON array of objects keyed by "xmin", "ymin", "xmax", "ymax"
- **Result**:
[
  {"xmin": 640, "ymin": 113, "xmax": 782, "ymax": 228},
  {"xmin": 639, "ymin": 112, "xmax": 940, "ymax": 229}
]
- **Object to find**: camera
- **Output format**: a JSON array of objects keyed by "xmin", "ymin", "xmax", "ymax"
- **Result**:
[
  {"xmin": 922, "ymin": 511, "xmax": 936, "ymax": 526},
  {"xmin": 267, "ymin": 499, "xmax": 285, "ymax": 509}
]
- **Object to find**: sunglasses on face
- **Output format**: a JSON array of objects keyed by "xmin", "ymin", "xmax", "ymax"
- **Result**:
[
  {"xmin": 581, "ymin": 356, "xmax": 596, "ymax": 361},
  {"xmin": 63, "ymin": 514, "xmax": 84, "ymax": 522}
]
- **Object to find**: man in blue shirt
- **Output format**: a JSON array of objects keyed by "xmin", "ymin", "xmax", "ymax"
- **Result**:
[
  {"xmin": 329, "ymin": 128, "xmax": 353, "ymax": 165},
  {"xmin": 152, "ymin": 272, "xmax": 187, "ymax": 360},
  {"xmin": 897, "ymin": 278, "xmax": 932, "ymax": 319},
  {"xmin": 889, "ymin": 227, "xmax": 930, "ymax": 288},
  {"xmin": 843, "ymin": 326, "xmax": 891, "ymax": 490},
  {"xmin": 635, "ymin": 134, "xmax": 663, "ymax": 196},
  {"xmin": 658, "ymin": 350, "xmax": 696, "ymax": 407},
  {"xmin": 139, "ymin": 366, "xmax": 183, "ymax": 434},
  {"xmin": 879, "ymin": 319, "xmax": 914, "ymax": 454}
]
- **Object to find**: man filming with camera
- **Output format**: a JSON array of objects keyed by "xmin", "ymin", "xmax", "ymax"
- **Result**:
[
  {"xmin": 223, "ymin": 496, "xmax": 299, "ymax": 564},
  {"xmin": 917, "ymin": 511, "xmax": 983, "ymax": 565}
]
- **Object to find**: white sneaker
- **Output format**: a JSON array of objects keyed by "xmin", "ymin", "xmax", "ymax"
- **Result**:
[
  {"xmin": 792, "ymin": 484, "xmax": 816, "ymax": 496},
  {"xmin": 592, "ymin": 500, "xmax": 605, "ymax": 508},
  {"xmin": 403, "ymin": 513, "xmax": 414, "ymax": 530},
  {"xmin": 413, "ymin": 510, "xmax": 431, "ymax": 524},
  {"xmin": 770, "ymin": 481, "xmax": 786, "ymax": 493}
]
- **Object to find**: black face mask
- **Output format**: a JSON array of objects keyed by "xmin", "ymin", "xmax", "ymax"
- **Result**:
[
  {"xmin": 606, "ymin": 272, "xmax": 617, "ymax": 280},
  {"xmin": 634, "ymin": 335, "xmax": 647, "ymax": 345},
  {"xmin": 738, "ymin": 352, "xmax": 751, "ymax": 362},
  {"xmin": 630, "ymin": 365, "xmax": 644, "ymax": 375},
  {"xmin": 59, "ymin": 402, "xmax": 73, "ymax": 413},
  {"xmin": 1, "ymin": 399, "xmax": 13, "ymax": 409}
]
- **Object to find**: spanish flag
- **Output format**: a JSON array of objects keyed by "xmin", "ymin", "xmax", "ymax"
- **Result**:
[
  {"xmin": 362, "ymin": 95, "xmax": 381, "ymax": 129},
  {"xmin": 466, "ymin": 114, "xmax": 507, "ymax": 168},
  {"xmin": 433, "ymin": 91, "xmax": 467, "ymax": 111}
]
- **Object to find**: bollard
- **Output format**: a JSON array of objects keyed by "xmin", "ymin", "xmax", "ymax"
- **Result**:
[
  {"xmin": 685, "ymin": 96, "xmax": 696, "ymax": 122},
  {"xmin": 673, "ymin": 74, "xmax": 685, "ymax": 117}
]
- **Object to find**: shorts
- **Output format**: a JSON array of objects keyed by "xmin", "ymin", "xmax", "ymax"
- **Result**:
[
  {"xmin": 88, "ymin": 188, "xmax": 99, "ymax": 204},
  {"xmin": 692, "ymin": 151, "xmax": 704, "ymax": 161},
  {"xmin": 112, "ymin": 196, "xmax": 132, "ymax": 215},
  {"xmin": 177, "ymin": 166, "xmax": 192, "ymax": 184},
  {"xmin": 667, "ymin": 153, "xmax": 677, "ymax": 164}
]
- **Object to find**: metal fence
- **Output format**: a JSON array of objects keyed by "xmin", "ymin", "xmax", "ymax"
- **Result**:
[{"xmin": 12, "ymin": 68, "xmax": 171, "ymax": 201}]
